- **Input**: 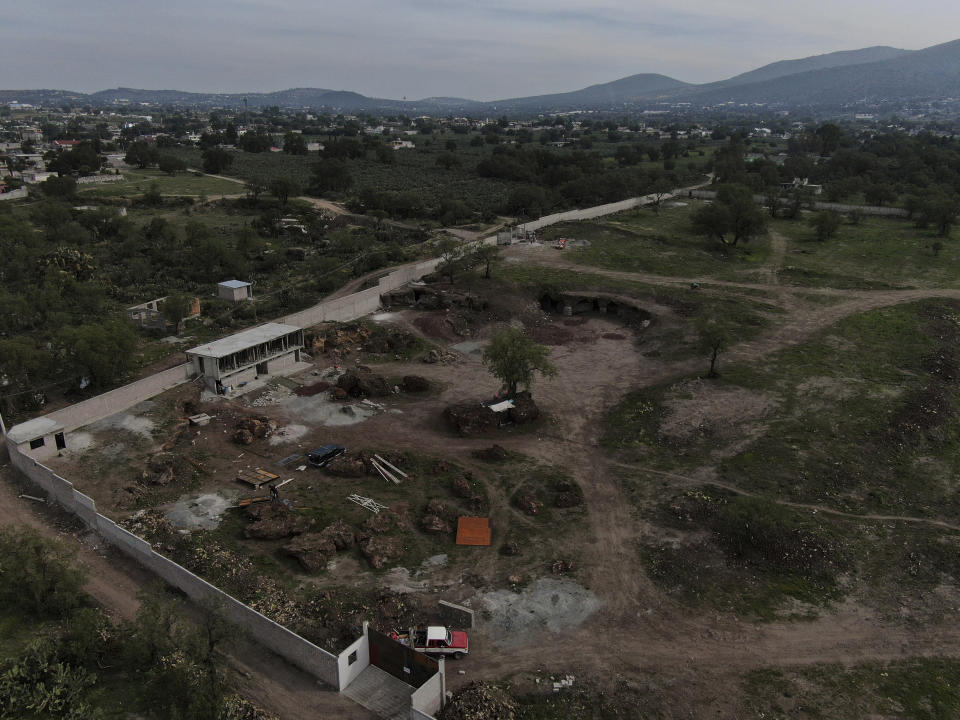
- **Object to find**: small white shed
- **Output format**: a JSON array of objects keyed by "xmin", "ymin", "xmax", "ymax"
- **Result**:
[{"xmin": 218, "ymin": 280, "xmax": 253, "ymax": 302}]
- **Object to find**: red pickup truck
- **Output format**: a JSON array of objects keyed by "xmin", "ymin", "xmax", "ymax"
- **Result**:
[{"xmin": 395, "ymin": 626, "xmax": 469, "ymax": 659}]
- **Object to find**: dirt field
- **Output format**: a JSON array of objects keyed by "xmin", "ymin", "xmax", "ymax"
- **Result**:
[{"xmin": 11, "ymin": 225, "xmax": 960, "ymax": 717}]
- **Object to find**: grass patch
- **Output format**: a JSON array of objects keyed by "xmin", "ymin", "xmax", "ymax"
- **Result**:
[
  {"xmin": 743, "ymin": 659, "xmax": 960, "ymax": 720},
  {"xmin": 77, "ymin": 168, "xmax": 241, "ymax": 198},
  {"xmin": 549, "ymin": 202, "xmax": 772, "ymax": 280},
  {"xmin": 773, "ymin": 214, "xmax": 960, "ymax": 288}
]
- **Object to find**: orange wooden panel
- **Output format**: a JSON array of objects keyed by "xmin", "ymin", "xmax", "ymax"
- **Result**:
[{"xmin": 456, "ymin": 516, "xmax": 491, "ymax": 546}]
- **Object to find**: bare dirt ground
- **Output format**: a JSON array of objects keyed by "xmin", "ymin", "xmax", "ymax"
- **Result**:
[{"xmin": 10, "ymin": 220, "xmax": 960, "ymax": 717}]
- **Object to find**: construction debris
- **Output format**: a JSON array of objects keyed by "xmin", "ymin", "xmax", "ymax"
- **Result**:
[
  {"xmin": 347, "ymin": 494, "xmax": 388, "ymax": 514},
  {"xmin": 236, "ymin": 467, "xmax": 280, "ymax": 490},
  {"xmin": 439, "ymin": 682, "xmax": 517, "ymax": 720},
  {"xmin": 188, "ymin": 413, "xmax": 213, "ymax": 426},
  {"xmin": 552, "ymin": 675, "xmax": 576, "ymax": 692},
  {"xmin": 374, "ymin": 454, "xmax": 407, "ymax": 478}
]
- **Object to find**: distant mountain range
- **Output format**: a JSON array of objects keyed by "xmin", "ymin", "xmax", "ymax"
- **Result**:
[{"xmin": 3, "ymin": 39, "xmax": 960, "ymax": 114}]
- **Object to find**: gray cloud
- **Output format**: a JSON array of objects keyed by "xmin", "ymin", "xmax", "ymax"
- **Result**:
[{"xmin": 2, "ymin": 0, "xmax": 958, "ymax": 99}]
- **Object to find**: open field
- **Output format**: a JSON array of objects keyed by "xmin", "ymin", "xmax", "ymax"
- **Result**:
[{"xmin": 76, "ymin": 167, "xmax": 243, "ymax": 198}]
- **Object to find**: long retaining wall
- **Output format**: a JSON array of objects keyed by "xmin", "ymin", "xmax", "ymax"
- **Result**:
[{"xmin": 7, "ymin": 443, "xmax": 344, "ymax": 687}]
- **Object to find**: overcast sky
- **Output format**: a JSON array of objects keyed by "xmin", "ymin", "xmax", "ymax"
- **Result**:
[{"xmin": 3, "ymin": 1, "xmax": 959, "ymax": 100}]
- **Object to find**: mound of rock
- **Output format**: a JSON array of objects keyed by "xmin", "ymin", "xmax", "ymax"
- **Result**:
[
  {"xmin": 359, "ymin": 535, "xmax": 404, "ymax": 569},
  {"xmin": 244, "ymin": 503, "xmax": 313, "ymax": 540},
  {"xmin": 284, "ymin": 519, "xmax": 355, "ymax": 572},
  {"xmin": 364, "ymin": 511, "xmax": 399, "ymax": 534},
  {"xmin": 445, "ymin": 404, "xmax": 498, "ymax": 436},
  {"xmin": 514, "ymin": 492, "xmax": 542, "ymax": 516},
  {"xmin": 452, "ymin": 475, "xmax": 474, "ymax": 498},
  {"xmin": 555, "ymin": 491, "xmax": 583, "ymax": 508}
]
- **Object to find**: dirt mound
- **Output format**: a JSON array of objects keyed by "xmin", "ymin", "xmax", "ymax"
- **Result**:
[
  {"xmin": 364, "ymin": 511, "xmax": 399, "ymax": 534},
  {"xmin": 244, "ymin": 503, "xmax": 313, "ymax": 540},
  {"xmin": 507, "ymin": 392, "xmax": 540, "ymax": 425},
  {"xmin": 401, "ymin": 375, "xmax": 431, "ymax": 392},
  {"xmin": 414, "ymin": 314, "xmax": 458, "ymax": 342},
  {"xmin": 473, "ymin": 444, "xmax": 509, "ymax": 462},
  {"xmin": 423, "ymin": 348, "xmax": 459, "ymax": 364},
  {"xmin": 421, "ymin": 515, "xmax": 453, "ymax": 534},
  {"xmin": 445, "ymin": 404, "xmax": 498, "ymax": 435},
  {"xmin": 440, "ymin": 682, "xmax": 516, "ymax": 720},
  {"xmin": 336, "ymin": 369, "xmax": 391, "ymax": 398},
  {"xmin": 602, "ymin": 332, "xmax": 626, "ymax": 340}
]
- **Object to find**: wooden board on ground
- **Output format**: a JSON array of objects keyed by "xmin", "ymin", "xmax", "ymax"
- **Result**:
[
  {"xmin": 456, "ymin": 517, "xmax": 491, "ymax": 546},
  {"xmin": 236, "ymin": 467, "xmax": 280, "ymax": 489}
]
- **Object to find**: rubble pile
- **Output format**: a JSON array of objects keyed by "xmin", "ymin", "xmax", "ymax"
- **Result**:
[
  {"xmin": 439, "ymin": 682, "xmax": 516, "ymax": 720},
  {"xmin": 284, "ymin": 519, "xmax": 356, "ymax": 573},
  {"xmin": 324, "ymin": 453, "xmax": 368, "ymax": 478},
  {"xmin": 142, "ymin": 452, "xmax": 177, "ymax": 486},
  {"xmin": 551, "ymin": 559, "xmax": 576, "ymax": 575}
]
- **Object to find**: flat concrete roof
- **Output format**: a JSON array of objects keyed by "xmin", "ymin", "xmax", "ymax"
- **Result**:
[
  {"xmin": 186, "ymin": 323, "xmax": 302, "ymax": 360},
  {"xmin": 218, "ymin": 280, "xmax": 252, "ymax": 289},
  {"xmin": 6, "ymin": 416, "xmax": 64, "ymax": 444}
]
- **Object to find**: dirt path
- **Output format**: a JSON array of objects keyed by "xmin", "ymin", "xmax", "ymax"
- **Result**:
[{"xmin": 0, "ymin": 464, "xmax": 375, "ymax": 720}]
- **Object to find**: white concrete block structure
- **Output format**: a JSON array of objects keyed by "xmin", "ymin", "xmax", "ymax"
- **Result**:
[
  {"xmin": 218, "ymin": 280, "xmax": 253, "ymax": 302},
  {"xmin": 186, "ymin": 323, "xmax": 304, "ymax": 393},
  {"xmin": 6, "ymin": 417, "xmax": 66, "ymax": 461}
]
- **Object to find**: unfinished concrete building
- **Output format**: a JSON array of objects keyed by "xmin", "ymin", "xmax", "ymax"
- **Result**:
[{"xmin": 186, "ymin": 323, "xmax": 304, "ymax": 393}]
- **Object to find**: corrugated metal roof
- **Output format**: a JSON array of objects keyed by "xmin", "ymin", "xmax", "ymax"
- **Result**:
[{"xmin": 218, "ymin": 280, "xmax": 252, "ymax": 289}]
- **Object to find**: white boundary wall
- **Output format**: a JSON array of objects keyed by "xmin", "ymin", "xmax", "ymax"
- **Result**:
[{"xmin": 8, "ymin": 443, "xmax": 343, "ymax": 688}]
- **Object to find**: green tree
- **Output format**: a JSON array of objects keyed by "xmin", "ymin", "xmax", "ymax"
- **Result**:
[
  {"xmin": 58, "ymin": 319, "xmax": 138, "ymax": 388},
  {"xmin": 921, "ymin": 193, "xmax": 959, "ymax": 237},
  {"xmin": 696, "ymin": 313, "xmax": 731, "ymax": 378},
  {"xmin": 269, "ymin": 177, "xmax": 301, "ymax": 208},
  {"xmin": 473, "ymin": 243, "xmax": 500, "ymax": 279},
  {"xmin": 201, "ymin": 147, "xmax": 233, "ymax": 174},
  {"xmin": 157, "ymin": 154, "xmax": 186, "ymax": 176},
  {"xmin": 162, "ymin": 293, "xmax": 193, "ymax": 333},
  {"xmin": 691, "ymin": 184, "xmax": 767, "ymax": 247},
  {"xmin": 125, "ymin": 140, "xmax": 159, "ymax": 169},
  {"xmin": 436, "ymin": 236, "xmax": 464, "ymax": 283},
  {"xmin": 482, "ymin": 327, "xmax": 557, "ymax": 397},
  {"xmin": 809, "ymin": 211, "xmax": 842, "ymax": 241},
  {"xmin": 310, "ymin": 159, "xmax": 353, "ymax": 194},
  {"xmin": 0, "ymin": 528, "xmax": 86, "ymax": 617},
  {"xmin": 282, "ymin": 131, "xmax": 308, "ymax": 155}
]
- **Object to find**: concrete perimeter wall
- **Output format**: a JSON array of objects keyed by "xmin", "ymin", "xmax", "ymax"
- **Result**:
[
  {"xmin": 8, "ymin": 442, "xmax": 343, "ymax": 688},
  {"xmin": 0, "ymin": 188, "xmax": 29, "ymax": 201},
  {"xmin": 410, "ymin": 670, "xmax": 444, "ymax": 718},
  {"xmin": 46, "ymin": 363, "xmax": 192, "ymax": 433},
  {"xmin": 688, "ymin": 189, "xmax": 910, "ymax": 217}
]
